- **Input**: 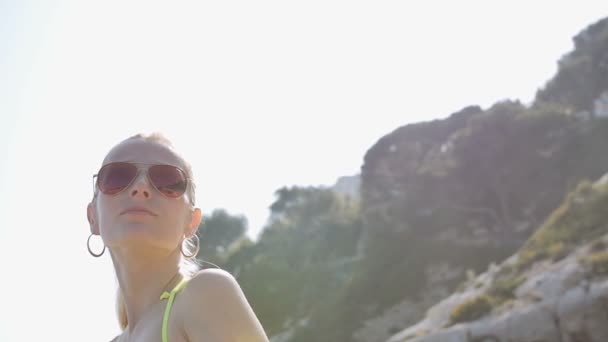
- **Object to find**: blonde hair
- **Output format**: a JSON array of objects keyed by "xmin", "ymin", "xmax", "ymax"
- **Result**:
[{"xmin": 94, "ymin": 132, "xmax": 202, "ymax": 331}]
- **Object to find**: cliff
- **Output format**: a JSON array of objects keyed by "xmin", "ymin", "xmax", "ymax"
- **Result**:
[{"xmin": 387, "ymin": 176, "xmax": 608, "ymax": 342}]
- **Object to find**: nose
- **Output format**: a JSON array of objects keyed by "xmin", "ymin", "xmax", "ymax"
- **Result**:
[{"xmin": 129, "ymin": 170, "xmax": 153, "ymax": 200}]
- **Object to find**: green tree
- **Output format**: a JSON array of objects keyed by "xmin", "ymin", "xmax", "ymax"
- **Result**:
[{"xmin": 196, "ymin": 209, "xmax": 248, "ymax": 265}]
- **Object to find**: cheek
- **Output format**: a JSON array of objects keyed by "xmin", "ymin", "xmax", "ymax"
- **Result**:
[
  {"xmin": 148, "ymin": 203, "xmax": 189, "ymax": 236},
  {"xmin": 165, "ymin": 205, "xmax": 190, "ymax": 231},
  {"xmin": 95, "ymin": 200, "xmax": 119, "ymax": 231},
  {"xmin": 152, "ymin": 214, "xmax": 189, "ymax": 247}
]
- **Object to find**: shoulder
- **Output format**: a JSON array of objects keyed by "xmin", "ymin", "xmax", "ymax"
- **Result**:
[
  {"xmin": 186, "ymin": 268, "xmax": 240, "ymax": 295},
  {"xmin": 182, "ymin": 268, "xmax": 244, "ymax": 311},
  {"xmin": 178, "ymin": 268, "xmax": 239, "ymax": 321},
  {"xmin": 180, "ymin": 268, "xmax": 269, "ymax": 341}
]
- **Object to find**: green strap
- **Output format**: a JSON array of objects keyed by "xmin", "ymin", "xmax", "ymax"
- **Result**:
[{"xmin": 160, "ymin": 278, "xmax": 189, "ymax": 342}]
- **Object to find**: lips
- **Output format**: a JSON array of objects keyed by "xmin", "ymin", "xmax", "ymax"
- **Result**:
[{"xmin": 120, "ymin": 206, "xmax": 158, "ymax": 216}]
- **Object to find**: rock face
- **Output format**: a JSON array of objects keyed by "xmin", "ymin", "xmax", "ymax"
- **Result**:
[
  {"xmin": 357, "ymin": 97, "xmax": 608, "ymax": 341},
  {"xmin": 353, "ymin": 262, "xmax": 464, "ymax": 342},
  {"xmin": 386, "ymin": 235, "xmax": 608, "ymax": 342}
]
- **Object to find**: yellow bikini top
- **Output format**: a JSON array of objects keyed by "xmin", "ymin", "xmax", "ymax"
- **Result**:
[{"xmin": 159, "ymin": 278, "xmax": 190, "ymax": 342}]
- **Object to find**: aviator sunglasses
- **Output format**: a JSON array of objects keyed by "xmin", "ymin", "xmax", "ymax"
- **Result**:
[{"xmin": 93, "ymin": 162, "xmax": 189, "ymax": 201}]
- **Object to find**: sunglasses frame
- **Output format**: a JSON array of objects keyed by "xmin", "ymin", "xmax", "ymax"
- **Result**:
[{"xmin": 92, "ymin": 162, "xmax": 191, "ymax": 203}]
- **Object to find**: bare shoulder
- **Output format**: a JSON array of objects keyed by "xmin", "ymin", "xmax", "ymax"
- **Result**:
[
  {"xmin": 182, "ymin": 268, "xmax": 244, "ymax": 309},
  {"xmin": 180, "ymin": 268, "xmax": 269, "ymax": 341},
  {"xmin": 187, "ymin": 268, "xmax": 240, "ymax": 295}
]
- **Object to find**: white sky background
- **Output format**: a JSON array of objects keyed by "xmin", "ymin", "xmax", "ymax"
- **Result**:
[{"xmin": 0, "ymin": 1, "xmax": 606, "ymax": 340}]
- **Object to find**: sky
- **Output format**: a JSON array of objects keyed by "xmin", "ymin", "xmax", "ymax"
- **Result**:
[{"xmin": 0, "ymin": 1, "xmax": 606, "ymax": 341}]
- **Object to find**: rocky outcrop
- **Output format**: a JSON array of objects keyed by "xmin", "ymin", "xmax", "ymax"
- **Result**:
[
  {"xmin": 386, "ymin": 174, "xmax": 608, "ymax": 342},
  {"xmin": 353, "ymin": 262, "xmax": 464, "ymax": 342},
  {"xmin": 386, "ymin": 235, "xmax": 608, "ymax": 342}
]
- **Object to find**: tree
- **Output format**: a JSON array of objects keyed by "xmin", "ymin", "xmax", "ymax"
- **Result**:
[{"xmin": 196, "ymin": 209, "xmax": 248, "ymax": 265}]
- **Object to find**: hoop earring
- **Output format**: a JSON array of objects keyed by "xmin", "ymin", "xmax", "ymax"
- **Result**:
[
  {"xmin": 87, "ymin": 233, "xmax": 106, "ymax": 257},
  {"xmin": 181, "ymin": 234, "xmax": 200, "ymax": 259}
]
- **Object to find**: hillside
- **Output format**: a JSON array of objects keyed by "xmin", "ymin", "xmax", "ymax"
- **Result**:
[{"xmin": 387, "ymin": 176, "xmax": 608, "ymax": 342}]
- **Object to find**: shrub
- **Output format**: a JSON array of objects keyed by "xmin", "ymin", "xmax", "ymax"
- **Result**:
[
  {"xmin": 488, "ymin": 276, "xmax": 526, "ymax": 301},
  {"xmin": 515, "ymin": 181, "xmax": 608, "ymax": 271},
  {"xmin": 547, "ymin": 242, "xmax": 570, "ymax": 261},
  {"xmin": 449, "ymin": 295, "xmax": 493, "ymax": 325},
  {"xmin": 586, "ymin": 251, "xmax": 608, "ymax": 277}
]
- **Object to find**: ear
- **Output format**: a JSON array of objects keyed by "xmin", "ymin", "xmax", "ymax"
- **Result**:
[
  {"xmin": 187, "ymin": 207, "xmax": 203, "ymax": 237},
  {"xmin": 87, "ymin": 202, "xmax": 100, "ymax": 235}
]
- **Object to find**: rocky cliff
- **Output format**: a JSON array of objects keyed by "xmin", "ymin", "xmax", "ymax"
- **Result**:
[{"xmin": 386, "ymin": 175, "xmax": 608, "ymax": 342}]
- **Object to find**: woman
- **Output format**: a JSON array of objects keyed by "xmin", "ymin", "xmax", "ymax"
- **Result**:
[{"xmin": 86, "ymin": 133, "xmax": 269, "ymax": 342}]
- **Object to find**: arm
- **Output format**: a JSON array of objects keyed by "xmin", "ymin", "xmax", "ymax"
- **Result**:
[{"xmin": 183, "ymin": 268, "xmax": 269, "ymax": 342}]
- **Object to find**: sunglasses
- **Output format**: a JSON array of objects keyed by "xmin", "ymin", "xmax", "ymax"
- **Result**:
[{"xmin": 93, "ymin": 162, "xmax": 190, "ymax": 201}]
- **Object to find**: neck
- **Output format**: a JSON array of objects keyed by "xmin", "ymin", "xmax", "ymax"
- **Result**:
[{"xmin": 110, "ymin": 245, "xmax": 184, "ymax": 333}]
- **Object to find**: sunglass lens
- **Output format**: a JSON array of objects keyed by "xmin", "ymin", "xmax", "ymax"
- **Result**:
[
  {"xmin": 97, "ymin": 163, "xmax": 137, "ymax": 195},
  {"xmin": 149, "ymin": 165, "xmax": 187, "ymax": 198}
]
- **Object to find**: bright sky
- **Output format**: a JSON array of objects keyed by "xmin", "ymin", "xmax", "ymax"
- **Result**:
[{"xmin": 0, "ymin": 1, "xmax": 606, "ymax": 341}]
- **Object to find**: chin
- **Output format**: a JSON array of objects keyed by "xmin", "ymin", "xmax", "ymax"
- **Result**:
[{"xmin": 111, "ymin": 227, "xmax": 170, "ymax": 247}]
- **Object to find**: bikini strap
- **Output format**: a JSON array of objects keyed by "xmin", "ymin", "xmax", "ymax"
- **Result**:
[{"xmin": 160, "ymin": 278, "xmax": 190, "ymax": 342}]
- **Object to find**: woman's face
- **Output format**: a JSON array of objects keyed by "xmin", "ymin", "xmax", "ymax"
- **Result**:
[{"xmin": 87, "ymin": 139, "xmax": 201, "ymax": 254}]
